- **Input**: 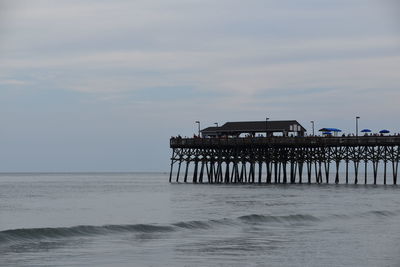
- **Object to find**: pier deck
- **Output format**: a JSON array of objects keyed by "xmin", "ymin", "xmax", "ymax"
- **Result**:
[{"xmin": 171, "ymin": 136, "xmax": 400, "ymax": 148}]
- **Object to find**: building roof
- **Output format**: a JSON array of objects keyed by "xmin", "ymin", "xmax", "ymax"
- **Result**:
[
  {"xmin": 201, "ymin": 126, "xmax": 219, "ymax": 133},
  {"xmin": 201, "ymin": 120, "xmax": 306, "ymax": 135}
]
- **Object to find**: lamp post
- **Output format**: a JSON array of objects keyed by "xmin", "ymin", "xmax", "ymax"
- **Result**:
[
  {"xmin": 311, "ymin": 121, "xmax": 314, "ymax": 136},
  {"xmin": 266, "ymin": 117, "xmax": 269, "ymax": 137},
  {"xmin": 356, "ymin": 116, "xmax": 360, "ymax": 137},
  {"xmin": 195, "ymin": 121, "xmax": 200, "ymax": 137},
  {"xmin": 214, "ymin": 122, "xmax": 218, "ymax": 127}
]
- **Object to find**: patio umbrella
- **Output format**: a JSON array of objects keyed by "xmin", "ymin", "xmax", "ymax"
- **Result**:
[
  {"xmin": 361, "ymin": 129, "xmax": 371, "ymax": 133},
  {"xmin": 379, "ymin": 129, "xmax": 390, "ymax": 134},
  {"xmin": 319, "ymin": 128, "xmax": 342, "ymax": 132}
]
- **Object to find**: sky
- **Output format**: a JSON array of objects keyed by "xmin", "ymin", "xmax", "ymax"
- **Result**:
[{"xmin": 0, "ymin": 0, "xmax": 399, "ymax": 172}]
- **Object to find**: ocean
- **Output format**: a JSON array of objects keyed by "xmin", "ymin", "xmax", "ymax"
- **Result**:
[{"xmin": 1, "ymin": 172, "xmax": 400, "ymax": 266}]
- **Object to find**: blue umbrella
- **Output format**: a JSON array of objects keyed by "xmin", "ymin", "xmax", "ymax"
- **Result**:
[
  {"xmin": 379, "ymin": 129, "xmax": 390, "ymax": 134},
  {"xmin": 319, "ymin": 128, "xmax": 342, "ymax": 132},
  {"xmin": 361, "ymin": 129, "xmax": 371, "ymax": 133}
]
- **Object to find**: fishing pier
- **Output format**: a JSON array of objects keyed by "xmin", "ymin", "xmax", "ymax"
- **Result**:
[{"xmin": 169, "ymin": 120, "xmax": 400, "ymax": 185}]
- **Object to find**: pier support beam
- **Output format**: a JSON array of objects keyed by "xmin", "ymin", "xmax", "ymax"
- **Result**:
[
  {"xmin": 225, "ymin": 162, "xmax": 230, "ymax": 183},
  {"xmin": 298, "ymin": 162, "xmax": 304, "ymax": 184},
  {"xmin": 373, "ymin": 160, "xmax": 378, "ymax": 185},
  {"xmin": 335, "ymin": 161, "xmax": 340, "ymax": 184},
  {"xmin": 184, "ymin": 161, "xmax": 190, "ymax": 183},
  {"xmin": 354, "ymin": 161, "xmax": 360, "ymax": 185},
  {"xmin": 392, "ymin": 160, "xmax": 398, "ymax": 185},
  {"xmin": 199, "ymin": 160, "xmax": 205, "ymax": 183},
  {"xmin": 324, "ymin": 161, "xmax": 330, "ymax": 184},
  {"xmin": 193, "ymin": 159, "xmax": 199, "ymax": 183}
]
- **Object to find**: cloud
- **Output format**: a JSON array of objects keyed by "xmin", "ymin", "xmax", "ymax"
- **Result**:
[
  {"xmin": 1, "ymin": 36, "xmax": 399, "ymax": 97},
  {"xmin": 0, "ymin": 79, "xmax": 27, "ymax": 85}
]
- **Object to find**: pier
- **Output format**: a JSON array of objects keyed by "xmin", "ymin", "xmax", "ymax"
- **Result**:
[{"xmin": 169, "ymin": 136, "xmax": 400, "ymax": 185}]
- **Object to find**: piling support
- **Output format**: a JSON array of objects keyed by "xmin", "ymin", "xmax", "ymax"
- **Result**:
[
  {"xmin": 307, "ymin": 161, "xmax": 312, "ymax": 184},
  {"xmin": 193, "ymin": 159, "xmax": 198, "ymax": 183},
  {"xmin": 373, "ymin": 160, "xmax": 378, "ymax": 185},
  {"xmin": 250, "ymin": 161, "xmax": 255, "ymax": 183},
  {"xmin": 282, "ymin": 162, "xmax": 287, "ymax": 184},
  {"xmin": 240, "ymin": 162, "xmax": 246, "ymax": 183},
  {"xmin": 392, "ymin": 160, "xmax": 398, "ymax": 185},
  {"xmin": 354, "ymin": 161, "xmax": 359, "ymax": 184},
  {"xmin": 317, "ymin": 161, "xmax": 322, "ymax": 184},
  {"xmin": 169, "ymin": 162, "xmax": 174, "ymax": 183},
  {"xmin": 314, "ymin": 162, "xmax": 318, "ymax": 184},
  {"xmin": 335, "ymin": 161, "xmax": 340, "ymax": 184},
  {"xmin": 184, "ymin": 161, "xmax": 190, "ymax": 183},
  {"xmin": 384, "ymin": 147, "xmax": 388, "ymax": 185},
  {"xmin": 290, "ymin": 161, "xmax": 296, "ymax": 184},
  {"xmin": 364, "ymin": 160, "xmax": 368, "ymax": 185},
  {"xmin": 324, "ymin": 161, "xmax": 330, "ymax": 184},
  {"xmin": 176, "ymin": 159, "xmax": 182, "ymax": 183},
  {"xmin": 216, "ymin": 161, "xmax": 223, "ymax": 183},
  {"xmin": 199, "ymin": 160, "xmax": 205, "ymax": 183},
  {"xmin": 230, "ymin": 162, "xmax": 235, "ymax": 183},
  {"xmin": 298, "ymin": 162, "xmax": 304, "ymax": 184},
  {"xmin": 209, "ymin": 161, "xmax": 214, "ymax": 184},
  {"xmin": 266, "ymin": 161, "xmax": 272, "ymax": 184},
  {"xmin": 225, "ymin": 162, "xmax": 230, "ymax": 183}
]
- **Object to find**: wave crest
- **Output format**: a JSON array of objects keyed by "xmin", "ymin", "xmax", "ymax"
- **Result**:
[
  {"xmin": 0, "ymin": 213, "xmax": 320, "ymax": 245},
  {"xmin": 238, "ymin": 214, "xmax": 319, "ymax": 223},
  {"xmin": 173, "ymin": 220, "xmax": 211, "ymax": 229},
  {"xmin": 0, "ymin": 224, "xmax": 174, "ymax": 244}
]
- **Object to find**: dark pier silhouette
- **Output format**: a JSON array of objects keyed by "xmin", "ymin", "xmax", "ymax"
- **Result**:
[{"xmin": 169, "ymin": 136, "xmax": 400, "ymax": 185}]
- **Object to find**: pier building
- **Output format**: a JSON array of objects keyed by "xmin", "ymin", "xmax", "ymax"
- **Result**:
[{"xmin": 201, "ymin": 120, "xmax": 306, "ymax": 137}]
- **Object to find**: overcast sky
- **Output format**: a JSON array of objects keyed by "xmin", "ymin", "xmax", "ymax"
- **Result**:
[{"xmin": 0, "ymin": 0, "xmax": 399, "ymax": 172}]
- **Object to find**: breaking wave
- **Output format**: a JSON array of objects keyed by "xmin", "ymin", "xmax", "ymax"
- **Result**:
[
  {"xmin": 238, "ymin": 214, "xmax": 320, "ymax": 223},
  {"xmin": 5, "ymin": 209, "xmax": 397, "ymax": 245},
  {"xmin": 0, "ymin": 213, "xmax": 318, "ymax": 245},
  {"xmin": 0, "ymin": 224, "xmax": 175, "ymax": 244}
]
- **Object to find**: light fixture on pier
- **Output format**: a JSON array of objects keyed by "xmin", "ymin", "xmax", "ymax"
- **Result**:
[
  {"xmin": 310, "ymin": 121, "xmax": 315, "ymax": 136},
  {"xmin": 266, "ymin": 117, "xmax": 269, "ymax": 137},
  {"xmin": 356, "ymin": 116, "xmax": 360, "ymax": 136},
  {"xmin": 214, "ymin": 122, "xmax": 218, "ymax": 127},
  {"xmin": 195, "ymin": 121, "xmax": 200, "ymax": 137}
]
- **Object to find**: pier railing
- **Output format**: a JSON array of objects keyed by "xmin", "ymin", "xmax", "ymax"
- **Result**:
[{"xmin": 171, "ymin": 136, "xmax": 400, "ymax": 148}]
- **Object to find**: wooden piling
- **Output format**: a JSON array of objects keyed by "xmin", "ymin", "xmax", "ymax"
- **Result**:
[
  {"xmin": 169, "ymin": 150, "xmax": 175, "ymax": 183},
  {"xmin": 298, "ymin": 162, "xmax": 303, "ymax": 184},
  {"xmin": 193, "ymin": 159, "xmax": 199, "ymax": 183},
  {"xmin": 199, "ymin": 160, "xmax": 205, "ymax": 183},
  {"xmin": 176, "ymin": 159, "xmax": 182, "ymax": 183},
  {"xmin": 184, "ymin": 161, "xmax": 190, "ymax": 183},
  {"xmin": 354, "ymin": 161, "xmax": 359, "ymax": 184},
  {"xmin": 364, "ymin": 160, "xmax": 368, "ymax": 185},
  {"xmin": 335, "ymin": 161, "xmax": 340, "ymax": 184},
  {"xmin": 324, "ymin": 161, "xmax": 330, "ymax": 184}
]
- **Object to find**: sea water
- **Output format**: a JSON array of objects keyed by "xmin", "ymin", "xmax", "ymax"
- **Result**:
[{"xmin": 1, "ymin": 172, "xmax": 400, "ymax": 266}]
